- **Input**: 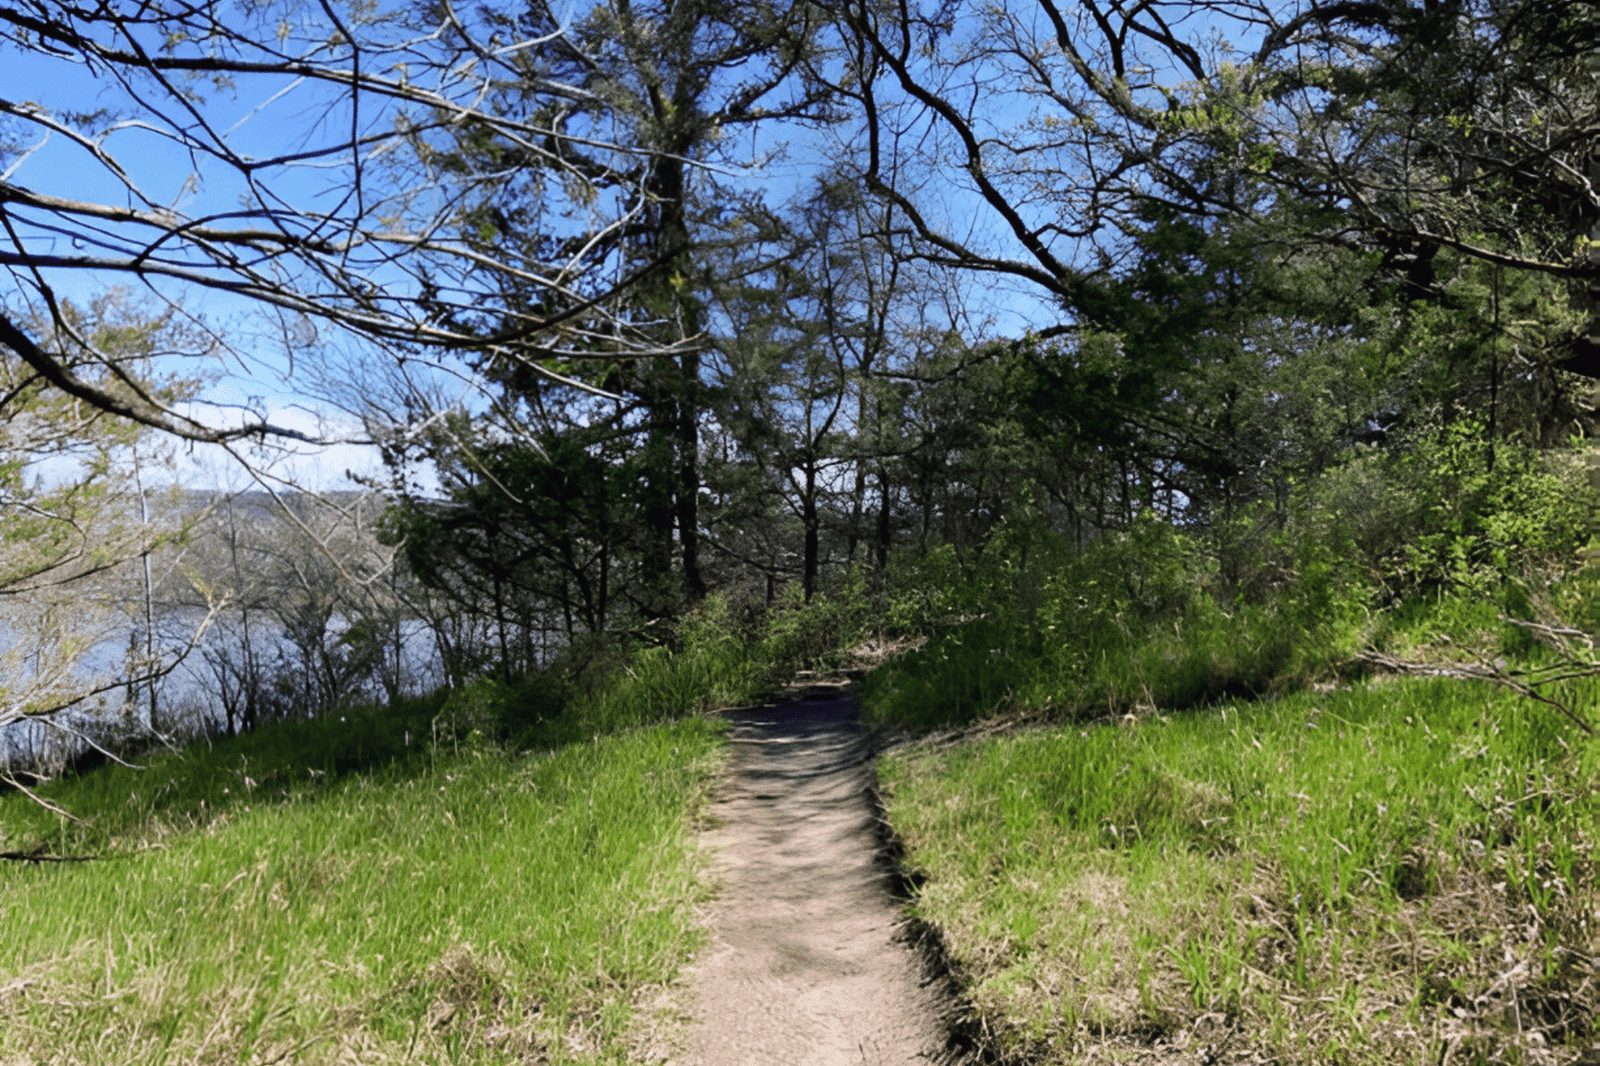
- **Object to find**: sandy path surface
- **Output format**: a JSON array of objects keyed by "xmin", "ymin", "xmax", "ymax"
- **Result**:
[{"xmin": 675, "ymin": 691, "xmax": 962, "ymax": 1066}]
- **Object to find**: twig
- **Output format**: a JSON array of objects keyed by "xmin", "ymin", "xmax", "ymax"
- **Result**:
[
  {"xmin": 0, "ymin": 772, "xmax": 87, "ymax": 822},
  {"xmin": 1504, "ymin": 617, "xmax": 1594, "ymax": 653},
  {"xmin": 36, "ymin": 717, "xmax": 145, "ymax": 771},
  {"xmin": 0, "ymin": 850, "xmax": 94, "ymax": 864},
  {"xmin": 1357, "ymin": 649, "xmax": 1595, "ymax": 736}
]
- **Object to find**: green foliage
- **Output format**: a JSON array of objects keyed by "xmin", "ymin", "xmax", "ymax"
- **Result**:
[
  {"xmin": 757, "ymin": 572, "xmax": 874, "ymax": 675},
  {"xmin": 881, "ymin": 544, "xmax": 981, "ymax": 631},
  {"xmin": 563, "ymin": 579, "xmax": 878, "ymax": 728},
  {"xmin": 603, "ymin": 638, "xmax": 755, "ymax": 723},
  {"xmin": 567, "ymin": 601, "xmax": 765, "ymax": 731},
  {"xmin": 1010, "ymin": 202, "xmax": 1405, "ymax": 526},
  {"xmin": 436, "ymin": 674, "xmax": 575, "ymax": 750},
  {"xmin": 383, "ymin": 424, "xmax": 637, "ymax": 673},
  {"xmin": 1402, "ymin": 427, "xmax": 1589, "ymax": 593},
  {"xmin": 864, "ymin": 509, "xmax": 1353, "ymax": 727},
  {"xmin": 1300, "ymin": 424, "xmax": 1591, "ymax": 600}
]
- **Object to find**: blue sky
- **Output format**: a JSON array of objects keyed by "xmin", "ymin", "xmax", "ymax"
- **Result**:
[
  {"xmin": 0, "ymin": 0, "xmax": 1141, "ymax": 495},
  {"xmin": 1, "ymin": 32, "xmax": 428, "ymax": 490}
]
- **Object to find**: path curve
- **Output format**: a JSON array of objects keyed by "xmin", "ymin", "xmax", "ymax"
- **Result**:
[{"xmin": 676, "ymin": 690, "xmax": 963, "ymax": 1066}]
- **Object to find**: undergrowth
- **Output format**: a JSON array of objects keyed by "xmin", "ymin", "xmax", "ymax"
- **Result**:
[
  {"xmin": 567, "ymin": 578, "xmax": 877, "ymax": 726},
  {"xmin": 861, "ymin": 450, "xmax": 1600, "ymax": 1063}
]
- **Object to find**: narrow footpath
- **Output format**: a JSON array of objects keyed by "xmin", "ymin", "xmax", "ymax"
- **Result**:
[{"xmin": 676, "ymin": 690, "xmax": 963, "ymax": 1066}]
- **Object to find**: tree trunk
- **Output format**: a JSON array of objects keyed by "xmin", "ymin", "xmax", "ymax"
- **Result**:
[
  {"xmin": 803, "ymin": 459, "xmax": 820, "ymax": 602},
  {"xmin": 876, "ymin": 466, "xmax": 892, "ymax": 571},
  {"xmin": 677, "ymin": 347, "xmax": 707, "ymax": 600}
]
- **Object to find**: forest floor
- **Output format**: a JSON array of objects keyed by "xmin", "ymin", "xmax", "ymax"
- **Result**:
[{"xmin": 674, "ymin": 686, "xmax": 967, "ymax": 1066}]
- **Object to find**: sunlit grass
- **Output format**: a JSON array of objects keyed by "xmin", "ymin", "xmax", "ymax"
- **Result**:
[
  {"xmin": 881, "ymin": 676, "xmax": 1600, "ymax": 1063},
  {"xmin": 574, "ymin": 639, "xmax": 767, "ymax": 731},
  {"xmin": 862, "ymin": 595, "xmax": 1350, "ymax": 728},
  {"xmin": 569, "ymin": 588, "xmax": 874, "ymax": 729},
  {"xmin": 0, "ymin": 710, "xmax": 725, "ymax": 1065},
  {"xmin": 0, "ymin": 584, "xmax": 875, "ymax": 1065}
]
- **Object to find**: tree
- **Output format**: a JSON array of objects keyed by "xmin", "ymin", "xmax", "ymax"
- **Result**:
[
  {"xmin": 1008, "ymin": 201, "xmax": 1392, "ymax": 513},
  {"xmin": 812, "ymin": 0, "xmax": 1598, "ymax": 341},
  {"xmin": 180, "ymin": 488, "xmax": 413, "ymax": 728},
  {"xmin": 385, "ymin": 419, "xmax": 637, "ymax": 670},
  {"xmin": 0, "ymin": 292, "xmax": 218, "ymax": 788},
  {"xmin": 0, "ymin": 0, "xmax": 756, "ymax": 450},
  {"xmin": 0, "ymin": 0, "xmax": 850, "ymax": 738},
  {"xmin": 781, "ymin": 0, "xmax": 1600, "ymax": 597},
  {"xmin": 373, "ymin": 0, "xmax": 837, "ymax": 613},
  {"xmin": 704, "ymin": 171, "xmax": 989, "ymax": 598},
  {"xmin": 709, "ymin": 188, "xmax": 858, "ymax": 602}
]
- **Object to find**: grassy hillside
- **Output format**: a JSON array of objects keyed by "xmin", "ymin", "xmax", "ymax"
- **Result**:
[
  {"xmin": 0, "ymin": 681, "xmax": 727, "ymax": 1065},
  {"xmin": 873, "ymin": 622, "xmax": 1600, "ymax": 1063},
  {"xmin": 849, "ymin": 462, "xmax": 1600, "ymax": 1063}
]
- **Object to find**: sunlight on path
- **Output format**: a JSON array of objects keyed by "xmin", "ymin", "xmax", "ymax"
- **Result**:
[{"xmin": 677, "ymin": 692, "xmax": 961, "ymax": 1066}]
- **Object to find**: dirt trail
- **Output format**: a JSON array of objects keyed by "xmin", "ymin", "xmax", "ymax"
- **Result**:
[{"xmin": 675, "ymin": 690, "xmax": 963, "ymax": 1066}]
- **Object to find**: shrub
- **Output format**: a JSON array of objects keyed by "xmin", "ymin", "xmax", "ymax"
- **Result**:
[{"xmin": 1303, "ymin": 424, "xmax": 1591, "ymax": 600}]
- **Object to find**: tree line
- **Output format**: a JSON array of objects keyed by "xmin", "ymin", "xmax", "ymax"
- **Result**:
[{"xmin": 1, "ymin": 0, "xmax": 1598, "ymax": 764}]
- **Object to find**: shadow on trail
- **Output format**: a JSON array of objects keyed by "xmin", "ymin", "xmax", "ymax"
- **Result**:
[{"xmin": 678, "ymin": 690, "xmax": 968, "ymax": 1066}]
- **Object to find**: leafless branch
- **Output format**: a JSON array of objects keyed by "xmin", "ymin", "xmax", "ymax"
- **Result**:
[{"xmin": 1358, "ymin": 634, "xmax": 1597, "ymax": 737}]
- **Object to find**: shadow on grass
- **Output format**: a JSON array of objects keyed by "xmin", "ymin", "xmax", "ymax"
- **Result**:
[{"xmin": 0, "ymin": 675, "xmax": 605, "ymax": 855}]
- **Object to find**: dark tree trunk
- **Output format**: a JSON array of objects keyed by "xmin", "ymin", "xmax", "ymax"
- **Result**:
[
  {"xmin": 802, "ymin": 459, "xmax": 820, "ymax": 602},
  {"xmin": 876, "ymin": 466, "xmax": 892, "ymax": 570},
  {"xmin": 677, "ymin": 347, "xmax": 706, "ymax": 600}
]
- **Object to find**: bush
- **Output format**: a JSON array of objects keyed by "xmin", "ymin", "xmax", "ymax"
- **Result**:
[
  {"xmin": 435, "ymin": 674, "xmax": 570, "ymax": 749},
  {"xmin": 1302, "ymin": 424, "xmax": 1591, "ymax": 600},
  {"xmin": 758, "ymin": 573, "xmax": 874, "ymax": 675}
]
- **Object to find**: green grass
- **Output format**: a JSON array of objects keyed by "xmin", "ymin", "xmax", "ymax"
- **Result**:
[
  {"xmin": 566, "ymin": 587, "xmax": 876, "ymax": 728},
  {"xmin": 879, "ymin": 676, "xmax": 1600, "ymax": 1064},
  {"xmin": 0, "ymin": 584, "xmax": 869, "ymax": 1065},
  {"xmin": 0, "ymin": 691, "xmax": 726, "ymax": 1065},
  {"xmin": 572, "ymin": 637, "xmax": 767, "ymax": 732},
  {"xmin": 862, "ymin": 596, "xmax": 1345, "ymax": 728}
]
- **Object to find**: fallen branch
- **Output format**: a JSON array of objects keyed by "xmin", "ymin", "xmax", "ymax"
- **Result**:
[
  {"xmin": 0, "ymin": 773, "xmax": 88, "ymax": 822},
  {"xmin": 0, "ymin": 849, "xmax": 94, "ymax": 864},
  {"xmin": 1358, "ymin": 638, "xmax": 1596, "ymax": 737}
]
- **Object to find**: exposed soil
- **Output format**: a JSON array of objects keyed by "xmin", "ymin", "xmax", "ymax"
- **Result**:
[{"xmin": 675, "ymin": 689, "xmax": 967, "ymax": 1066}]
